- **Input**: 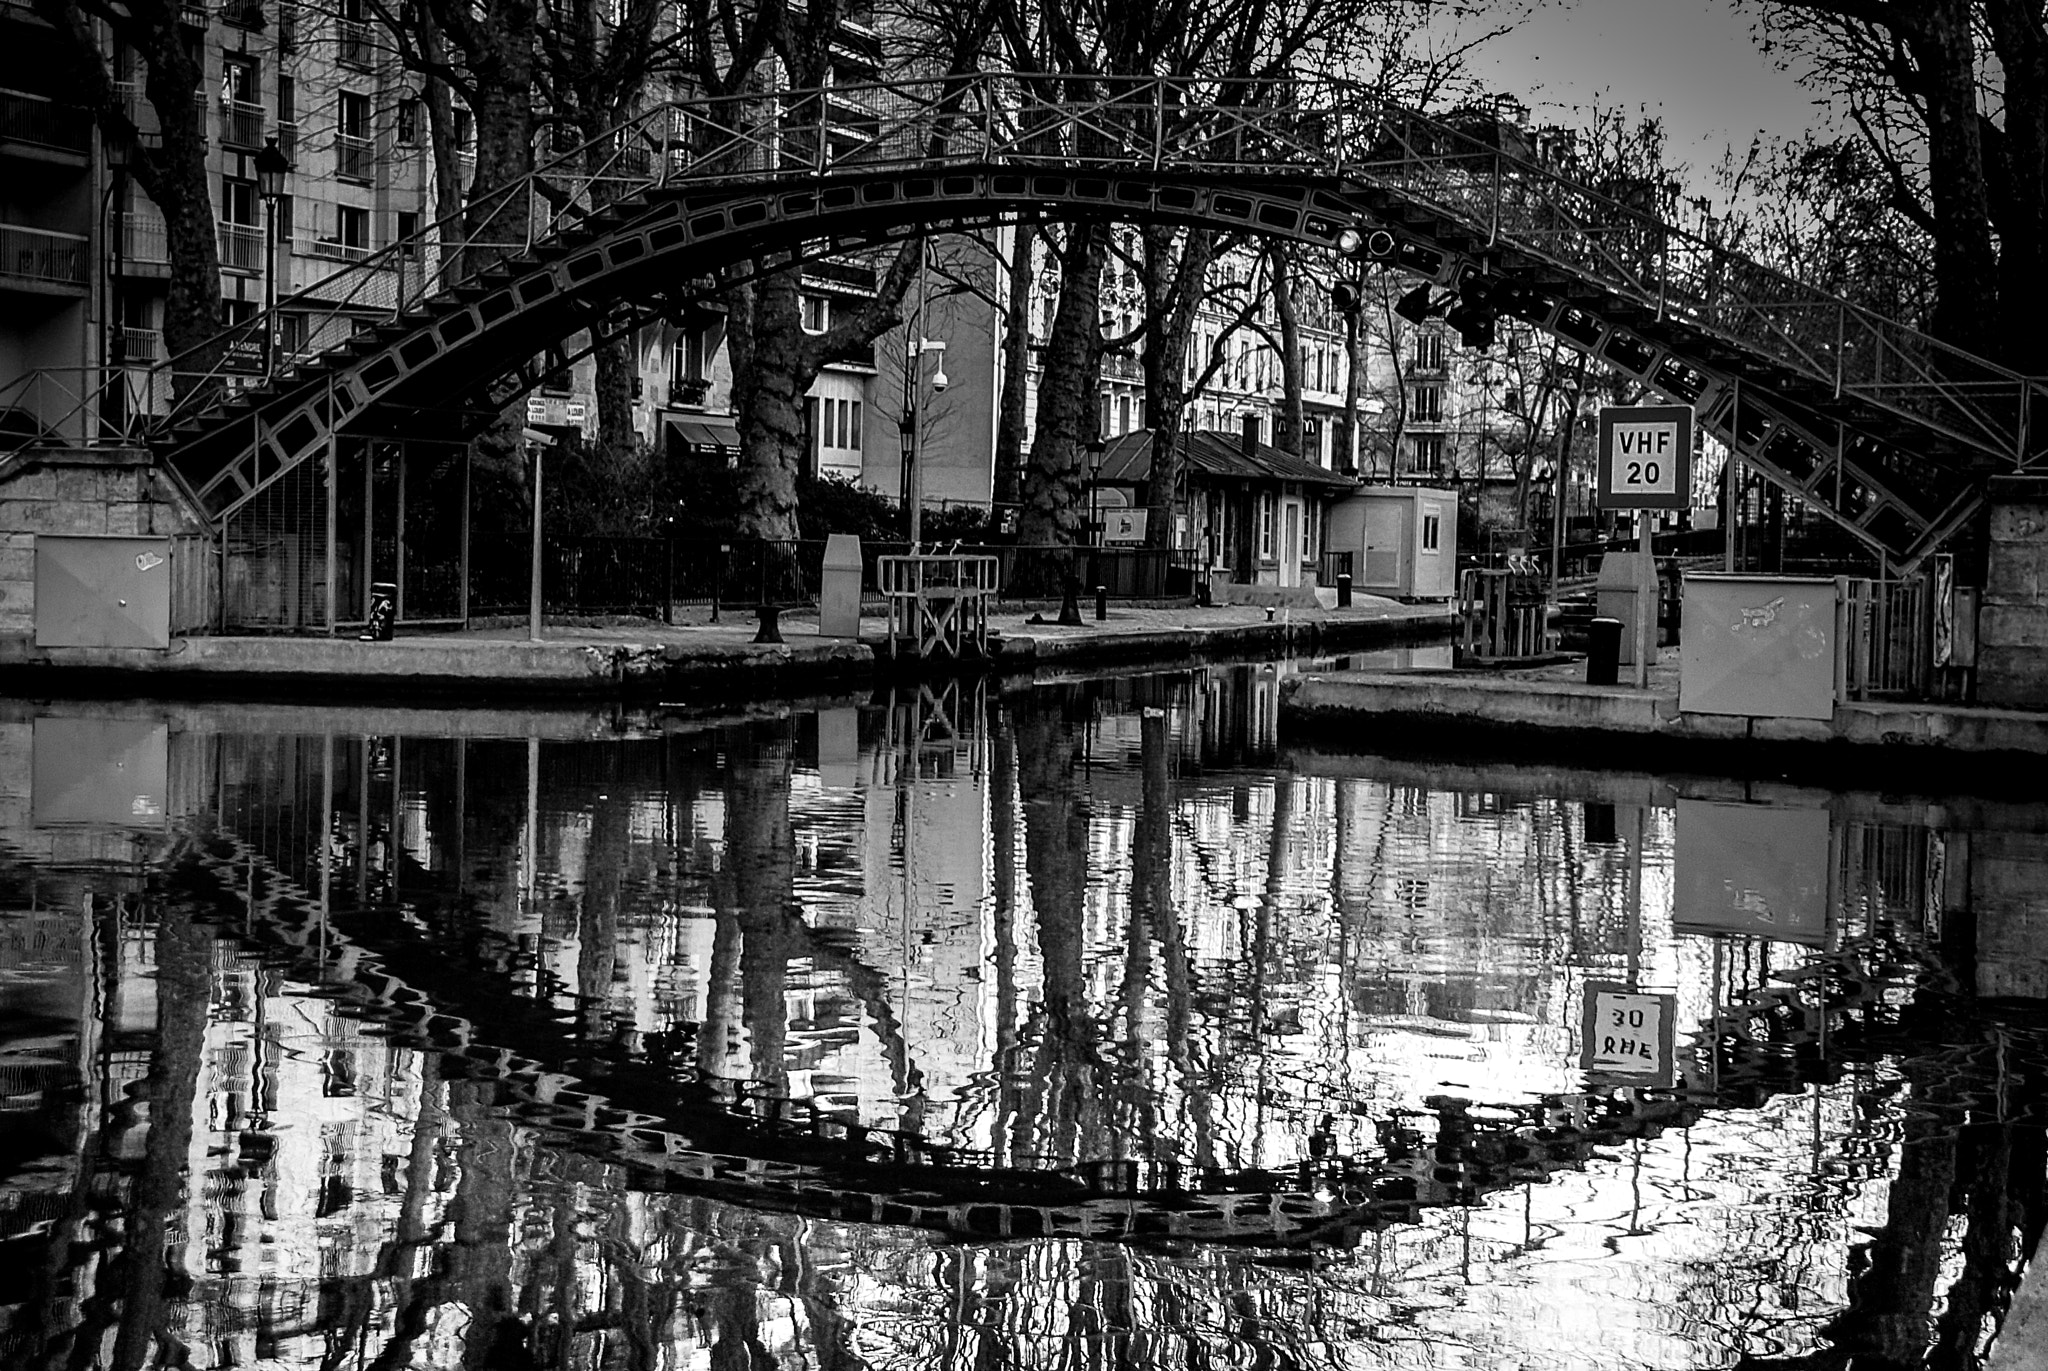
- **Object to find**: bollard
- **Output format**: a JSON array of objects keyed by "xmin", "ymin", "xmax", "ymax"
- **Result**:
[
  {"xmin": 1336, "ymin": 572, "xmax": 1352, "ymax": 608},
  {"xmin": 754, "ymin": 603, "xmax": 784, "ymax": 644},
  {"xmin": 1265, "ymin": 605, "xmax": 1276, "ymax": 622},
  {"xmin": 1094, "ymin": 585, "xmax": 1107, "ymax": 621}
]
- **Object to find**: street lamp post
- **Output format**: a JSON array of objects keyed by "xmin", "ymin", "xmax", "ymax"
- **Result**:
[
  {"xmin": 254, "ymin": 137, "xmax": 293, "ymax": 378},
  {"xmin": 1088, "ymin": 436, "xmax": 1106, "ymax": 545}
]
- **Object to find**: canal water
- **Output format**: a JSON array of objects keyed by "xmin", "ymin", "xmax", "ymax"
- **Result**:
[{"xmin": 1, "ymin": 660, "xmax": 2044, "ymax": 1370}]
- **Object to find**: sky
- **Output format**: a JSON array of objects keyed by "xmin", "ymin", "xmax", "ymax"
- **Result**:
[{"xmin": 1451, "ymin": 0, "xmax": 1837, "ymax": 183}]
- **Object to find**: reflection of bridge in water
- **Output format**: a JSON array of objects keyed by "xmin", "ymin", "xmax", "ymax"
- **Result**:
[{"xmin": 159, "ymin": 728, "xmax": 1993, "ymax": 1255}]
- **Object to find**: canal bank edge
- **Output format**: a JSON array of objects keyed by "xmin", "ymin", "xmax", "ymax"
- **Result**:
[
  {"xmin": 0, "ymin": 606, "xmax": 1451, "ymax": 702},
  {"xmin": 1282, "ymin": 668, "xmax": 2048, "ymax": 788}
]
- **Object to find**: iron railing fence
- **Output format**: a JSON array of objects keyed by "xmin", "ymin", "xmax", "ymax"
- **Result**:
[
  {"xmin": 0, "ymin": 88, "xmax": 92, "ymax": 153},
  {"xmin": 1841, "ymin": 574, "xmax": 1934, "ymax": 701}
]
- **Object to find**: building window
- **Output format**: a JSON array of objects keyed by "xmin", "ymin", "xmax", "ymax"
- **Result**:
[
  {"xmin": 1411, "ymin": 433, "xmax": 1443, "ymax": 475},
  {"xmin": 1421, "ymin": 504, "xmax": 1443, "ymax": 554},
  {"xmin": 395, "ymin": 209, "xmax": 417, "ymax": 254},
  {"xmin": 1259, "ymin": 492, "xmax": 1275, "ymax": 559},
  {"xmin": 454, "ymin": 108, "xmax": 475, "ymax": 159},
  {"xmin": 274, "ymin": 192, "xmax": 293, "ymax": 242},
  {"xmin": 337, "ymin": 91, "xmax": 372, "ymax": 181},
  {"xmin": 396, "ymin": 98, "xmax": 419, "ymax": 145},
  {"xmin": 1411, "ymin": 384, "xmax": 1443, "ymax": 424},
  {"xmin": 800, "ymin": 294, "xmax": 828, "ymax": 333},
  {"xmin": 1413, "ymin": 331, "xmax": 1445, "ymax": 370},
  {"xmin": 1117, "ymin": 394, "xmax": 1131, "ymax": 434},
  {"xmin": 338, "ymin": 204, "xmax": 369, "ymax": 257}
]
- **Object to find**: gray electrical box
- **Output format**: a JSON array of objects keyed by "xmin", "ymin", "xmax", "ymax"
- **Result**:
[{"xmin": 34, "ymin": 535, "xmax": 174, "ymax": 649}]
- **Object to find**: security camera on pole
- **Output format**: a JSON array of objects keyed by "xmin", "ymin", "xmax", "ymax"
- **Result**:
[{"xmin": 1593, "ymin": 404, "xmax": 1692, "ymax": 686}]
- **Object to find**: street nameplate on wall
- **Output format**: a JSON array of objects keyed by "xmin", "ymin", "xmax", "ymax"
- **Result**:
[
  {"xmin": 1579, "ymin": 981, "xmax": 1678, "ymax": 1087},
  {"xmin": 1597, "ymin": 404, "xmax": 1693, "ymax": 510}
]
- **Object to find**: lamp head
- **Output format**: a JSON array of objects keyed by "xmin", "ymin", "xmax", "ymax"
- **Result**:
[{"xmin": 254, "ymin": 137, "xmax": 293, "ymax": 200}]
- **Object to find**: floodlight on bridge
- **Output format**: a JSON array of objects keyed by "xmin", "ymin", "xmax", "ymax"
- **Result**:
[{"xmin": 1335, "ymin": 224, "xmax": 1397, "ymax": 261}]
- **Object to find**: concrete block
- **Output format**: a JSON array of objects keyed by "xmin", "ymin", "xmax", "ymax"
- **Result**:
[
  {"xmin": 1985, "ymin": 542, "xmax": 2048, "ymax": 603},
  {"xmin": 0, "ymin": 578, "xmax": 31, "ymax": 632},
  {"xmin": 1980, "ymin": 646, "xmax": 2048, "ymax": 709},
  {"xmin": 1989, "ymin": 504, "xmax": 2048, "ymax": 544},
  {"xmin": 52, "ymin": 469, "xmax": 102, "ymax": 503},
  {"xmin": 1978, "ymin": 604, "xmax": 2048, "ymax": 649},
  {"xmin": 104, "ymin": 503, "xmax": 145, "ymax": 536},
  {"xmin": 1, "ymin": 499, "xmax": 104, "ymax": 535}
]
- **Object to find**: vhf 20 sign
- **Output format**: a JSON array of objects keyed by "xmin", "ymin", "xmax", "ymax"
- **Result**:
[{"xmin": 1597, "ymin": 404, "xmax": 1693, "ymax": 511}]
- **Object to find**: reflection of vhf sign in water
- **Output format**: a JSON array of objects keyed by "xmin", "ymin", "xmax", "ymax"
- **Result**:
[
  {"xmin": 1579, "ymin": 981, "xmax": 1677, "ymax": 1086},
  {"xmin": 1597, "ymin": 404, "xmax": 1693, "ymax": 511}
]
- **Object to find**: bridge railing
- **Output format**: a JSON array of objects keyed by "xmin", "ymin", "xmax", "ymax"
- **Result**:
[{"xmin": 8, "ymin": 72, "xmax": 2044, "ymax": 496}]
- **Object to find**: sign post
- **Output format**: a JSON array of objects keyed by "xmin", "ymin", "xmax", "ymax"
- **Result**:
[
  {"xmin": 1579, "ymin": 980, "xmax": 1678, "ymax": 1088},
  {"xmin": 1597, "ymin": 405, "xmax": 1694, "ymax": 687}
]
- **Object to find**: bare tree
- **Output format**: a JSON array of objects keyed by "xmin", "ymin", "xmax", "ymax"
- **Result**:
[{"xmin": 36, "ymin": 0, "xmax": 222, "ymax": 396}]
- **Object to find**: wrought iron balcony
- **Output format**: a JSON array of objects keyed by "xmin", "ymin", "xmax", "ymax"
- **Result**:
[
  {"xmin": 0, "ymin": 223, "xmax": 87, "ymax": 289},
  {"xmin": 116, "ymin": 326, "xmax": 162, "ymax": 362},
  {"xmin": 0, "ymin": 88, "xmax": 91, "ymax": 157},
  {"xmin": 336, "ymin": 132, "xmax": 372, "ymax": 181},
  {"xmin": 335, "ymin": 17, "xmax": 372, "ymax": 67},
  {"xmin": 217, "ymin": 220, "xmax": 264, "ymax": 272},
  {"xmin": 218, "ymin": 98, "xmax": 264, "ymax": 149},
  {"xmin": 120, "ymin": 210, "xmax": 168, "ymax": 267}
]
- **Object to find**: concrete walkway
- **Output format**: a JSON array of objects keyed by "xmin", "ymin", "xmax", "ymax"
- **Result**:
[
  {"xmin": 1285, "ymin": 645, "xmax": 2048, "ymax": 781},
  {"xmin": 0, "ymin": 593, "xmax": 1453, "ymax": 701}
]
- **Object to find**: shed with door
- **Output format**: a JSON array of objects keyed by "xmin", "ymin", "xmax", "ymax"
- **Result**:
[{"xmin": 1325, "ymin": 486, "xmax": 1458, "ymax": 601}]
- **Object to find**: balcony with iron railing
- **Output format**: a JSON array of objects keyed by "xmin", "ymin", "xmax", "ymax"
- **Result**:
[
  {"xmin": 119, "ymin": 209, "xmax": 168, "ymax": 270},
  {"xmin": 310, "ymin": 235, "xmax": 371, "ymax": 262},
  {"xmin": 0, "ymin": 223, "xmax": 87, "ymax": 291},
  {"xmin": 335, "ymin": 17, "xmax": 372, "ymax": 67},
  {"xmin": 336, "ymin": 131, "xmax": 372, "ymax": 181},
  {"xmin": 180, "ymin": 0, "xmax": 209, "ymax": 25},
  {"xmin": 275, "ymin": 118, "xmax": 297, "ymax": 160},
  {"xmin": 116, "ymin": 326, "xmax": 162, "ymax": 363},
  {"xmin": 220, "ymin": 0, "xmax": 262, "ymax": 26},
  {"xmin": 0, "ymin": 88, "xmax": 91, "ymax": 161},
  {"xmin": 218, "ymin": 97, "xmax": 264, "ymax": 149},
  {"xmin": 217, "ymin": 220, "xmax": 263, "ymax": 272}
]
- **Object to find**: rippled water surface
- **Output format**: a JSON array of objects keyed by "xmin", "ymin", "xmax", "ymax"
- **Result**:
[{"xmin": 1, "ymin": 664, "xmax": 2045, "ymax": 1370}]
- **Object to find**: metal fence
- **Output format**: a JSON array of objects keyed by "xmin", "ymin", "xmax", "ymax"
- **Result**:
[
  {"xmin": 1840, "ymin": 575, "xmax": 1933, "ymax": 700},
  {"xmin": 540, "ymin": 537, "xmax": 1182, "ymax": 620}
]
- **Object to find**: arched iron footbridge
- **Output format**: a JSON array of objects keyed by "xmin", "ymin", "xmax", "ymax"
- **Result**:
[{"xmin": 32, "ymin": 74, "xmax": 2048, "ymax": 574}]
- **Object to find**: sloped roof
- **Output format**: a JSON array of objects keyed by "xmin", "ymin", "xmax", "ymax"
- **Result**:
[{"xmin": 1097, "ymin": 429, "xmax": 1357, "ymax": 489}]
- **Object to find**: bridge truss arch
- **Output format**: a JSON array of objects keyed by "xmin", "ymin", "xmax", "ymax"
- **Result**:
[{"xmin": 90, "ymin": 74, "xmax": 2048, "ymax": 574}]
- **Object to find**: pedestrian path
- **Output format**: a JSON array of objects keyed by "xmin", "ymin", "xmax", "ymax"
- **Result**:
[{"xmin": 0, "ymin": 593, "xmax": 1453, "ymax": 701}]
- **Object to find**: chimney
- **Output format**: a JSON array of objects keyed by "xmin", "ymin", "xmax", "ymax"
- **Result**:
[{"xmin": 1241, "ymin": 413, "xmax": 1261, "ymax": 457}]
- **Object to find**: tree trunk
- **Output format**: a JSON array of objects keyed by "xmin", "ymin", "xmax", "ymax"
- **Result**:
[
  {"xmin": 1985, "ymin": 0, "xmax": 2048, "ymax": 373},
  {"xmin": 1270, "ymin": 248, "xmax": 1306, "ymax": 457},
  {"xmin": 1143, "ymin": 225, "xmax": 1217, "ymax": 548},
  {"xmin": 993, "ymin": 223, "xmax": 1036, "ymax": 509},
  {"xmin": 1334, "ymin": 306, "xmax": 1362, "ymax": 474},
  {"xmin": 1906, "ymin": 0, "xmax": 2001, "ymax": 358},
  {"xmin": 726, "ymin": 268, "xmax": 808, "ymax": 543},
  {"xmin": 1018, "ymin": 223, "xmax": 1106, "ymax": 549}
]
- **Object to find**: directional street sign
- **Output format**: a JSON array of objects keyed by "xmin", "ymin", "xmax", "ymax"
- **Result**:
[{"xmin": 1597, "ymin": 404, "xmax": 1693, "ymax": 510}]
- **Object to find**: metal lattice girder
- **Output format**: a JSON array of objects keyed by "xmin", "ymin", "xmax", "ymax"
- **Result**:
[{"xmin": 127, "ymin": 74, "xmax": 2045, "ymax": 567}]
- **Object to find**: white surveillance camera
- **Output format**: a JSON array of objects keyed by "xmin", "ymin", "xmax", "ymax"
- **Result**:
[{"xmin": 931, "ymin": 368, "xmax": 949, "ymax": 392}]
